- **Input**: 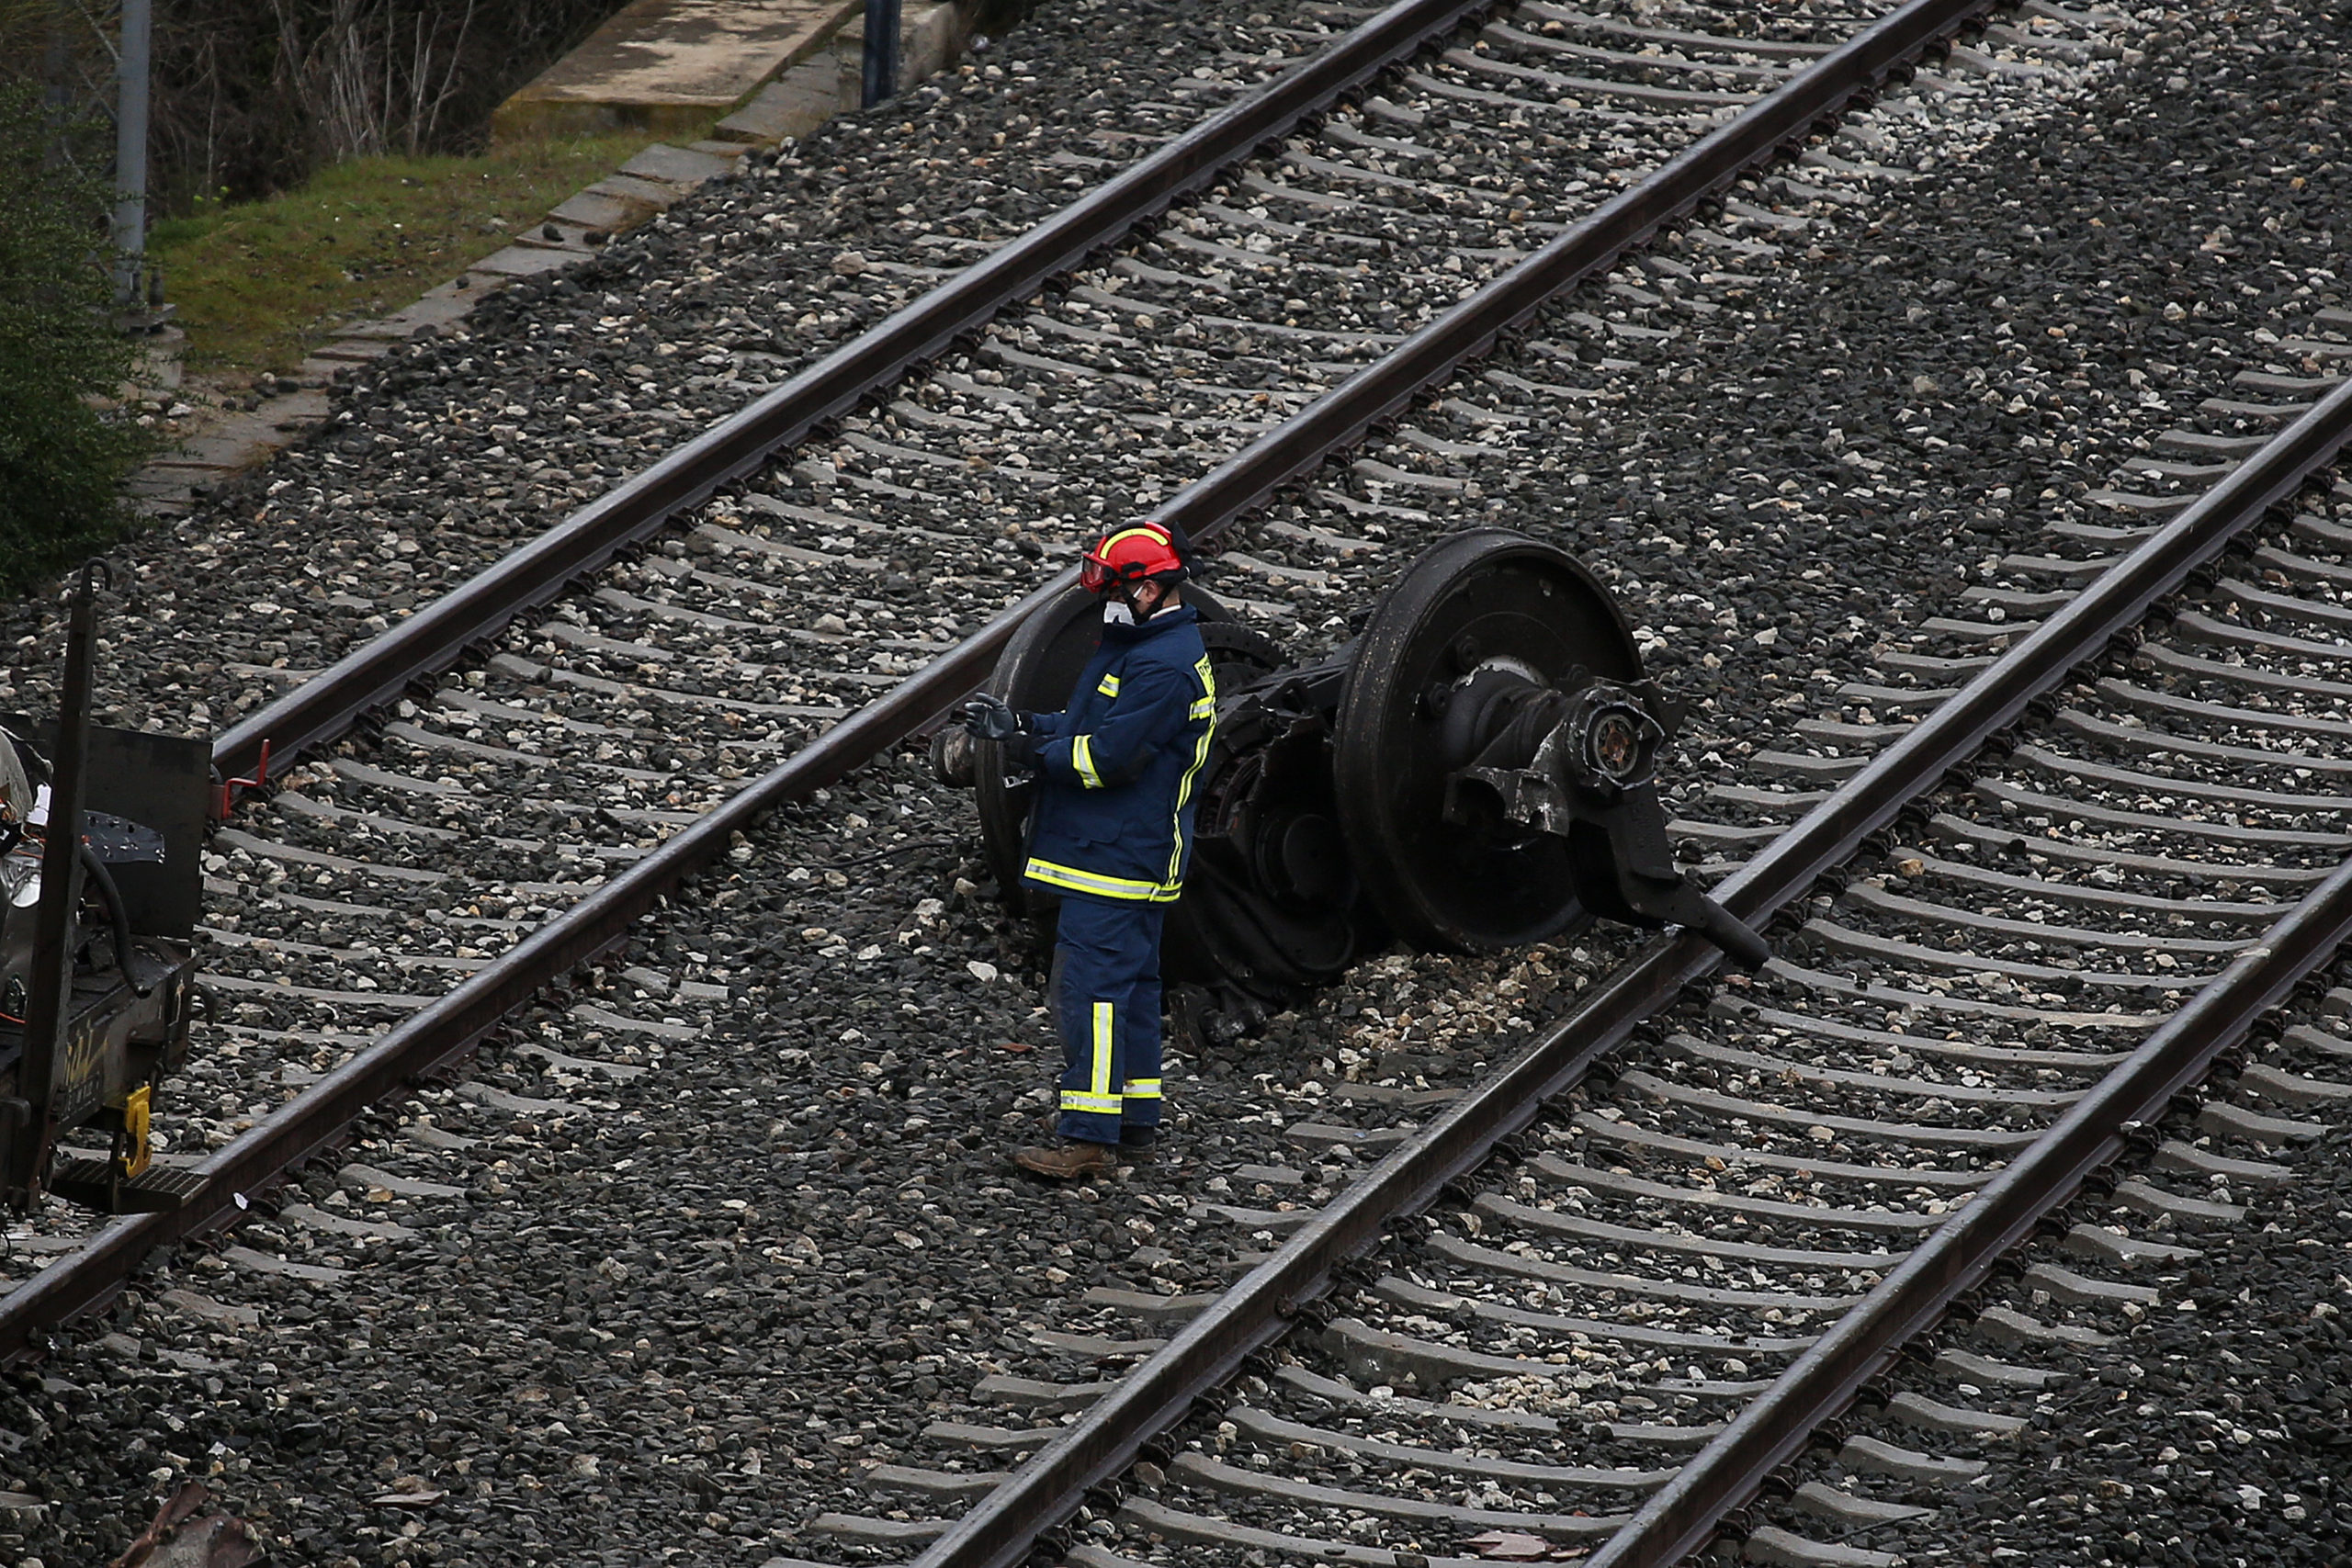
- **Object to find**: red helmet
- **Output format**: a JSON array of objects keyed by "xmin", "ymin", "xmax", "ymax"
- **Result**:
[{"xmin": 1080, "ymin": 523, "xmax": 1188, "ymax": 595}]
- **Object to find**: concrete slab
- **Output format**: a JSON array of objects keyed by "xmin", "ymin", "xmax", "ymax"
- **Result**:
[
  {"xmin": 158, "ymin": 429, "xmax": 286, "ymax": 468},
  {"xmin": 838, "ymin": 0, "xmax": 967, "ymax": 80},
  {"xmin": 904, "ymin": 0, "xmax": 969, "ymax": 78},
  {"xmin": 122, "ymin": 470, "xmax": 194, "ymax": 499},
  {"xmin": 619, "ymin": 141, "xmax": 736, "ymax": 188},
  {"xmin": 492, "ymin": 0, "xmax": 861, "ymax": 144},
  {"xmin": 347, "ymin": 292, "xmax": 477, "ymax": 339},
  {"xmin": 268, "ymin": 389, "xmax": 335, "ymax": 429},
  {"xmin": 311, "ymin": 339, "xmax": 392, "ymax": 364},
  {"xmin": 546, "ymin": 188, "xmax": 646, "ymax": 232},
  {"xmin": 467, "ymin": 244, "xmax": 577, "ymax": 279},
  {"xmin": 714, "ymin": 62, "xmax": 853, "ymax": 142},
  {"xmin": 585, "ymin": 173, "xmax": 687, "ymax": 209},
  {"xmin": 220, "ymin": 409, "xmax": 314, "ymax": 446},
  {"xmin": 514, "ymin": 225, "xmax": 602, "ymax": 252}
]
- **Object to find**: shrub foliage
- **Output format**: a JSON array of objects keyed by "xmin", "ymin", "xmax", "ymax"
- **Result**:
[
  {"xmin": 148, "ymin": 0, "xmax": 629, "ymax": 209},
  {"xmin": 0, "ymin": 0, "xmax": 634, "ymax": 213},
  {"xmin": 0, "ymin": 82, "xmax": 146, "ymax": 587}
]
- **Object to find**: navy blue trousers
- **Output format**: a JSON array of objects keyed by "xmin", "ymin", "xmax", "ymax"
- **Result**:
[{"xmin": 1050, "ymin": 892, "xmax": 1165, "ymax": 1145}]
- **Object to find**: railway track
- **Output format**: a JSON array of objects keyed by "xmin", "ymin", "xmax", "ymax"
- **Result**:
[
  {"xmin": 0, "ymin": 0, "xmax": 2098, "ymax": 1334},
  {"xmin": 6, "ymin": 0, "xmax": 2346, "ymax": 1560},
  {"xmin": 902, "ymin": 378, "xmax": 2352, "ymax": 1567}
]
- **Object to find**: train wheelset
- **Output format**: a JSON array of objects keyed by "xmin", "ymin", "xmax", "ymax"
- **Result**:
[{"xmin": 939, "ymin": 530, "xmax": 1767, "ymax": 1040}]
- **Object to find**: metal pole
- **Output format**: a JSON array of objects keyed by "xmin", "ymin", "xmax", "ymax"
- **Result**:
[
  {"xmin": 40, "ymin": 6, "xmax": 73, "ymax": 155},
  {"xmin": 861, "ymin": 0, "xmax": 899, "ymax": 107},
  {"xmin": 111, "ymin": 0, "xmax": 151, "ymax": 309},
  {"xmin": 8, "ymin": 569, "xmax": 99, "ymax": 1210}
]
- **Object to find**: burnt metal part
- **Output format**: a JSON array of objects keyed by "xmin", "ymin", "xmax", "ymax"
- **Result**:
[
  {"xmin": 5, "ymin": 568, "xmax": 97, "ymax": 1209},
  {"xmin": 899, "ymin": 362, "xmax": 2352, "ymax": 1568},
  {"xmin": 1167, "ymin": 639, "xmax": 1364, "ymax": 1024},
  {"xmin": 958, "ymin": 531, "xmax": 1766, "ymax": 1031},
  {"xmin": 1330, "ymin": 530, "xmax": 1763, "ymax": 968},
  {"xmin": 1332, "ymin": 529, "xmax": 1645, "ymax": 953},
  {"xmin": 204, "ymin": 0, "xmax": 1507, "ymax": 804},
  {"xmin": 0, "ymin": 574, "xmax": 204, "ymax": 1216}
]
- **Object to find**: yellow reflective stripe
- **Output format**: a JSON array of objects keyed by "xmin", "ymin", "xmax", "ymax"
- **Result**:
[
  {"xmin": 1071, "ymin": 734, "xmax": 1104, "ymax": 789},
  {"xmin": 1091, "ymin": 1002, "xmax": 1115, "ymax": 1099},
  {"xmin": 1099, "ymin": 525, "xmax": 1165, "ymax": 554},
  {"xmin": 1024, "ymin": 857, "xmax": 1162, "ymax": 901},
  {"xmin": 1163, "ymin": 654, "xmax": 1219, "ymax": 890},
  {"xmin": 1163, "ymin": 726, "xmax": 1211, "ymax": 886},
  {"xmin": 1097, "ymin": 673, "xmax": 1121, "ymax": 696},
  {"xmin": 1060, "ymin": 1090, "xmax": 1124, "ymax": 1113},
  {"xmin": 1123, "ymin": 1078, "xmax": 1163, "ymax": 1099}
]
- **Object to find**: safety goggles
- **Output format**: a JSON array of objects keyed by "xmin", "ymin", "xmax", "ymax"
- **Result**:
[{"xmin": 1079, "ymin": 553, "xmax": 1125, "ymax": 594}]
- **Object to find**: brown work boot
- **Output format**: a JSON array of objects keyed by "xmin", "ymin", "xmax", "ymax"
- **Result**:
[{"xmin": 1013, "ymin": 1140, "xmax": 1114, "ymax": 1180}]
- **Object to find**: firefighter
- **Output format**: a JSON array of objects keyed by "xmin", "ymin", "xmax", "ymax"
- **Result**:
[{"xmin": 959, "ymin": 523, "xmax": 1216, "ymax": 1180}]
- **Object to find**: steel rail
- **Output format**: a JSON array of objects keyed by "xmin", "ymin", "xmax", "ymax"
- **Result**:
[
  {"xmin": 1153, "ymin": 0, "xmax": 1997, "ymax": 546},
  {"xmin": 1, "ymin": 0, "xmax": 1505, "ymax": 1369},
  {"xmin": 1589, "ymin": 853, "xmax": 2352, "ymax": 1568},
  {"xmin": 1573, "ymin": 374, "xmax": 2352, "ymax": 1568},
  {"xmin": 205, "ymin": 0, "xmax": 1501, "ymax": 800},
  {"xmin": 0, "ymin": 570, "xmax": 1075, "ymax": 1365},
  {"xmin": 2, "ymin": 0, "xmax": 1996, "ymax": 1359},
  {"xmin": 907, "ymin": 383, "xmax": 2352, "ymax": 1566},
  {"xmin": 0, "ymin": 0, "xmax": 1801, "ymax": 1366}
]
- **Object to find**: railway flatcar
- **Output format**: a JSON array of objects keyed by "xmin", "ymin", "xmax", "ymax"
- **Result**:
[
  {"xmin": 0, "ymin": 571, "xmax": 206, "ymax": 1214},
  {"xmin": 937, "ymin": 530, "xmax": 1768, "ymax": 1037}
]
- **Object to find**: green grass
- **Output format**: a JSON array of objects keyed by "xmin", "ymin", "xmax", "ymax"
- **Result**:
[{"xmin": 150, "ymin": 130, "xmax": 683, "ymax": 379}]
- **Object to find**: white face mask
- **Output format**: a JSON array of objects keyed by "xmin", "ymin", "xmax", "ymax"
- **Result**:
[{"xmin": 1102, "ymin": 599, "xmax": 1136, "ymax": 627}]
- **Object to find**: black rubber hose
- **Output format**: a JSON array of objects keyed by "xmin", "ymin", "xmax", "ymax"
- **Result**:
[
  {"xmin": 74, "ymin": 841, "xmax": 131, "ymax": 976},
  {"xmin": 1699, "ymin": 896, "xmax": 1772, "ymax": 973}
]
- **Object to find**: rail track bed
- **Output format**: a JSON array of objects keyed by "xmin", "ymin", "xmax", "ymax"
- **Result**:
[
  {"xmin": 8, "ymin": 0, "xmax": 2132, "ymax": 1248},
  {"xmin": 1746, "ymin": 1009, "xmax": 2352, "ymax": 1562},
  {"xmin": 3, "ymin": 0, "xmax": 2351, "ymax": 1564},
  {"xmin": 1008, "ymin": 460, "xmax": 2352, "ymax": 1568}
]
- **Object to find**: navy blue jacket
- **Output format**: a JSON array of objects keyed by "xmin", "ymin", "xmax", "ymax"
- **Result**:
[{"xmin": 1023, "ymin": 605, "xmax": 1216, "ymax": 903}]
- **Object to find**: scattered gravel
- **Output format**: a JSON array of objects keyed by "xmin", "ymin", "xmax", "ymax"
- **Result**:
[
  {"xmin": 1742, "ymin": 990, "xmax": 2352, "ymax": 1568},
  {"xmin": 0, "ymin": 749, "xmax": 1606, "ymax": 1566},
  {"xmin": 0, "ymin": 0, "xmax": 1335, "ymax": 728},
  {"xmin": 3, "ymin": 0, "xmax": 2349, "ymax": 1564}
]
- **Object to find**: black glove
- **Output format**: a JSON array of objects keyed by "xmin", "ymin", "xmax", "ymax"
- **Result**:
[{"xmin": 958, "ymin": 694, "xmax": 1028, "ymax": 743}]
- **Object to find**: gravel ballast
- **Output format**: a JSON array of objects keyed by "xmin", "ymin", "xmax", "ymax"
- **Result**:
[
  {"xmin": 2, "ymin": 1, "xmax": 2350, "ymax": 1564},
  {"xmin": 1739, "ymin": 996, "xmax": 2352, "ymax": 1568}
]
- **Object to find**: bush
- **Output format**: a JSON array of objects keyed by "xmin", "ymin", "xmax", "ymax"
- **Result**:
[
  {"xmin": 145, "ymin": 0, "xmax": 634, "ymax": 211},
  {"xmin": 0, "ymin": 81, "xmax": 148, "ymax": 588}
]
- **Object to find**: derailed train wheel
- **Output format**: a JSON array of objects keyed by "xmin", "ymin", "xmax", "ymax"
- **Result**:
[
  {"xmin": 973, "ymin": 584, "xmax": 1097, "ymax": 914},
  {"xmin": 972, "ymin": 586, "xmax": 1272, "ymax": 919},
  {"xmin": 1158, "ymin": 650, "xmax": 1361, "ymax": 1003},
  {"xmin": 1331, "ymin": 530, "xmax": 1645, "ymax": 952}
]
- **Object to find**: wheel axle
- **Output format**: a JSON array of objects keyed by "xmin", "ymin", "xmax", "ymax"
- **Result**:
[{"xmin": 946, "ymin": 530, "xmax": 1770, "ymax": 1034}]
